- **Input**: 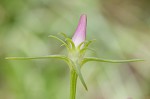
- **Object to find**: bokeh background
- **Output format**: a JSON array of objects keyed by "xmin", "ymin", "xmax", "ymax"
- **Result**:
[{"xmin": 0, "ymin": 0, "xmax": 150, "ymax": 99}]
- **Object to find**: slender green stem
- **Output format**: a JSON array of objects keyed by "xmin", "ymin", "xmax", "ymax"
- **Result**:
[{"xmin": 70, "ymin": 70, "xmax": 78, "ymax": 99}]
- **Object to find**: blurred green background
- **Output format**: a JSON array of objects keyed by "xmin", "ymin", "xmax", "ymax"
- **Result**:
[{"xmin": 0, "ymin": 0, "xmax": 150, "ymax": 99}]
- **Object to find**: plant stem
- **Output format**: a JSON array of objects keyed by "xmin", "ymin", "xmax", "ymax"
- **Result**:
[{"xmin": 70, "ymin": 69, "xmax": 78, "ymax": 99}]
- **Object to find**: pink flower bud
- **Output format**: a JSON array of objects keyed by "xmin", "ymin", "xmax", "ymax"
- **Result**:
[{"xmin": 72, "ymin": 14, "xmax": 87, "ymax": 47}]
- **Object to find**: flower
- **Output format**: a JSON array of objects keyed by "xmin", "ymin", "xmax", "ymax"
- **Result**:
[{"xmin": 72, "ymin": 14, "xmax": 87, "ymax": 47}]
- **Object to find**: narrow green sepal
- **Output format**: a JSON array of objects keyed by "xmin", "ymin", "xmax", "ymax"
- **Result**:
[
  {"xmin": 65, "ymin": 38, "xmax": 76, "ymax": 50},
  {"xmin": 60, "ymin": 44, "xmax": 65, "ymax": 47},
  {"xmin": 79, "ymin": 40, "xmax": 96, "ymax": 54},
  {"xmin": 48, "ymin": 35, "xmax": 70, "ymax": 49},
  {"xmin": 87, "ymin": 48, "xmax": 96, "ymax": 53},
  {"xmin": 77, "ymin": 41, "xmax": 86, "ymax": 49},
  {"xmin": 57, "ymin": 32, "xmax": 68, "ymax": 38},
  {"xmin": 83, "ymin": 39, "xmax": 95, "ymax": 48}
]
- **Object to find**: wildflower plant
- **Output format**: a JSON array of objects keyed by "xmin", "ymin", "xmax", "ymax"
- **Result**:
[{"xmin": 6, "ymin": 14, "xmax": 143, "ymax": 99}]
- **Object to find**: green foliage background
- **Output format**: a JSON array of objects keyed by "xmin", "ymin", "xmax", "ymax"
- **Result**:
[{"xmin": 0, "ymin": 0, "xmax": 150, "ymax": 99}]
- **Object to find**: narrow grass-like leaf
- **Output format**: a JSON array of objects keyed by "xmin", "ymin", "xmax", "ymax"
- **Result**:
[
  {"xmin": 5, "ymin": 55, "xmax": 69, "ymax": 62},
  {"xmin": 73, "ymin": 62, "xmax": 88, "ymax": 91},
  {"xmin": 82, "ymin": 57, "xmax": 144, "ymax": 65}
]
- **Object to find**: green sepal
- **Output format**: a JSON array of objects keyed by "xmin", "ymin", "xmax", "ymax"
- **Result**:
[
  {"xmin": 79, "ymin": 40, "xmax": 95, "ymax": 54},
  {"xmin": 65, "ymin": 38, "xmax": 76, "ymax": 50},
  {"xmin": 83, "ymin": 39, "xmax": 95, "ymax": 48},
  {"xmin": 77, "ymin": 41, "xmax": 85, "ymax": 50},
  {"xmin": 60, "ymin": 44, "xmax": 65, "ymax": 47},
  {"xmin": 48, "ymin": 35, "xmax": 70, "ymax": 50},
  {"xmin": 57, "ymin": 32, "xmax": 68, "ymax": 38},
  {"xmin": 83, "ymin": 40, "xmax": 92, "ymax": 48},
  {"xmin": 82, "ymin": 57, "xmax": 144, "ymax": 65},
  {"xmin": 86, "ymin": 48, "xmax": 96, "ymax": 53}
]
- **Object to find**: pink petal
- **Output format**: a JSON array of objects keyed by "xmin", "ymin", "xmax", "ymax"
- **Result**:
[{"xmin": 72, "ymin": 14, "xmax": 87, "ymax": 47}]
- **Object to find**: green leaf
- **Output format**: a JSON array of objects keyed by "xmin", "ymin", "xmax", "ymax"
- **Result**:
[
  {"xmin": 5, "ymin": 55, "xmax": 69, "ymax": 62},
  {"xmin": 82, "ymin": 57, "xmax": 144, "ymax": 65},
  {"xmin": 73, "ymin": 62, "xmax": 88, "ymax": 91},
  {"xmin": 48, "ymin": 35, "xmax": 69, "ymax": 49}
]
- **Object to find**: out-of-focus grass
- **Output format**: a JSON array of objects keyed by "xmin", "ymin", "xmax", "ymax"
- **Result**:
[{"xmin": 0, "ymin": 0, "xmax": 150, "ymax": 99}]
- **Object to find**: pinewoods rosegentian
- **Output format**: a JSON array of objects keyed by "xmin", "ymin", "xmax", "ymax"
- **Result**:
[{"xmin": 5, "ymin": 14, "xmax": 143, "ymax": 99}]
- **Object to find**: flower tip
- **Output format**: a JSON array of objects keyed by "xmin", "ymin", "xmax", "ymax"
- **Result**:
[
  {"xmin": 72, "ymin": 14, "xmax": 87, "ymax": 47},
  {"xmin": 81, "ymin": 14, "xmax": 87, "ymax": 19}
]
